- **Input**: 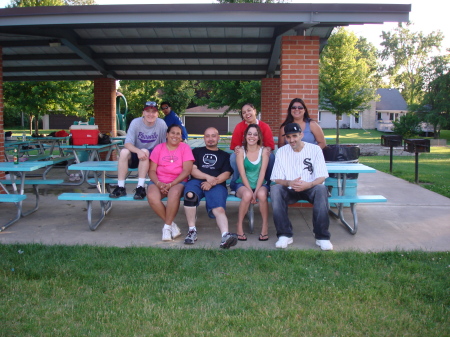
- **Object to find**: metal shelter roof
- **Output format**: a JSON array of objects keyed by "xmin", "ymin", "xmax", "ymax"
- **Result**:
[{"xmin": 0, "ymin": 3, "xmax": 410, "ymax": 82}]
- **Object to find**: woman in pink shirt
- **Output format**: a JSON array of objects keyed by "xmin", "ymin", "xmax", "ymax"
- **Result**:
[{"xmin": 148, "ymin": 125, "xmax": 194, "ymax": 242}]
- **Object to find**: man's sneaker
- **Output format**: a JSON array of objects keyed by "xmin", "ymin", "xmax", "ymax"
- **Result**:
[
  {"xmin": 171, "ymin": 222, "xmax": 181, "ymax": 239},
  {"xmin": 184, "ymin": 230, "xmax": 197, "ymax": 245},
  {"xmin": 162, "ymin": 226, "xmax": 172, "ymax": 241},
  {"xmin": 275, "ymin": 236, "xmax": 293, "ymax": 249},
  {"xmin": 109, "ymin": 186, "xmax": 126, "ymax": 198},
  {"xmin": 316, "ymin": 239, "xmax": 333, "ymax": 251},
  {"xmin": 133, "ymin": 186, "xmax": 146, "ymax": 200},
  {"xmin": 220, "ymin": 233, "xmax": 238, "ymax": 249}
]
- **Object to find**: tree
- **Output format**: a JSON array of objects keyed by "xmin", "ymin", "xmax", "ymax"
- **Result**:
[
  {"xmin": 117, "ymin": 80, "xmax": 163, "ymax": 125},
  {"xmin": 392, "ymin": 113, "xmax": 421, "ymax": 139},
  {"xmin": 380, "ymin": 22, "xmax": 445, "ymax": 106},
  {"xmin": 194, "ymin": 80, "xmax": 261, "ymax": 115},
  {"xmin": 3, "ymin": 0, "xmax": 96, "ymax": 133},
  {"xmin": 157, "ymin": 80, "xmax": 197, "ymax": 115},
  {"xmin": 319, "ymin": 27, "xmax": 377, "ymax": 144},
  {"xmin": 355, "ymin": 36, "xmax": 384, "ymax": 89},
  {"xmin": 6, "ymin": 0, "xmax": 94, "ymax": 7},
  {"xmin": 4, "ymin": 81, "xmax": 93, "ymax": 134},
  {"xmin": 418, "ymin": 71, "xmax": 450, "ymax": 138}
]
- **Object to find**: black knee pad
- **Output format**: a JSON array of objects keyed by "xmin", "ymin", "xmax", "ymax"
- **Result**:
[{"xmin": 184, "ymin": 191, "xmax": 199, "ymax": 207}]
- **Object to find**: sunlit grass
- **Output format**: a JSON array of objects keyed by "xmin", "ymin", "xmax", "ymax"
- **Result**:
[
  {"xmin": 1, "ymin": 244, "xmax": 448, "ymax": 336},
  {"xmin": 360, "ymin": 150, "xmax": 450, "ymax": 198}
]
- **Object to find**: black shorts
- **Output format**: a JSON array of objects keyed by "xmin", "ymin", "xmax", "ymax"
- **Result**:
[{"xmin": 129, "ymin": 152, "xmax": 140, "ymax": 169}]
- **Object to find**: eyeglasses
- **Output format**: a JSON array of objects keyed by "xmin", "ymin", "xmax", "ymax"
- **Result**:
[
  {"xmin": 161, "ymin": 106, "xmax": 169, "ymax": 110},
  {"xmin": 291, "ymin": 106, "xmax": 305, "ymax": 110}
]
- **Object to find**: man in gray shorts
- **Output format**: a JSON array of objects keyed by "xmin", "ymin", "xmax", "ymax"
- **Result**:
[{"xmin": 109, "ymin": 101, "xmax": 167, "ymax": 200}]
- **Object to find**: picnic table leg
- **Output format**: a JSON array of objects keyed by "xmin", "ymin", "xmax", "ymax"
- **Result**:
[
  {"xmin": 328, "ymin": 172, "xmax": 358, "ymax": 235},
  {"xmin": 0, "ymin": 202, "xmax": 23, "ymax": 231},
  {"xmin": 20, "ymin": 184, "xmax": 40, "ymax": 217},
  {"xmin": 86, "ymin": 200, "xmax": 112, "ymax": 231}
]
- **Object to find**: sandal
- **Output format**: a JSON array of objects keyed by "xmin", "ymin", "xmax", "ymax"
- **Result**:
[
  {"xmin": 259, "ymin": 234, "xmax": 269, "ymax": 241},
  {"xmin": 237, "ymin": 233, "xmax": 247, "ymax": 241}
]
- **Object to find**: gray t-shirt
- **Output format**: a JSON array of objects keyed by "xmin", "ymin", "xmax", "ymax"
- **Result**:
[{"xmin": 125, "ymin": 117, "xmax": 167, "ymax": 150}]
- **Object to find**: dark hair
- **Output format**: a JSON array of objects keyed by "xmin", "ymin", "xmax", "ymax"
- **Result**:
[
  {"xmin": 240, "ymin": 103, "xmax": 256, "ymax": 120},
  {"xmin": 280, "ymin": 98, "xmax": 311, "ymax": 128},
  {"xmin": 242, "ymin": 123, "xmax": 262, "ymax": 151},
  {"xmin": 160, "ymin": 101, "xmax": 170, "ymax": 108},
  {"xmin": 167, "ymin": 124, "xmax": 183, "ymax": 134}
]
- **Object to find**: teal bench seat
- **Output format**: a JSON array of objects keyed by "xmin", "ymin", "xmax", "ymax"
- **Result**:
[
  {"xmin": 0, "ymin": 193, "xmax": 27, "ymax": 231},
  {"xmin": 58, "ymin": 191, "xmax": 386, "ymax": 234}
]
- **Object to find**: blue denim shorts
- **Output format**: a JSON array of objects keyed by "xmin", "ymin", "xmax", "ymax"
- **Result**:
[{"xmin": 184, "ymin": 179, "xmax": 228, "ymax": 219}]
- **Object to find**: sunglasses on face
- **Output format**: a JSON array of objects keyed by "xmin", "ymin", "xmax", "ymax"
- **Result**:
[
  {"xmin": 291, "ymin": 106, "xmax": 305, "ymax": 110},
  {"xmin": 161, "ymin": 106, "xmax": 169, "ymax": 110}
]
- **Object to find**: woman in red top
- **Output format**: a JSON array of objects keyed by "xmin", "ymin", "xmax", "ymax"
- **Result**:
[{"xmin": 230, "ymin": 103, "xmax": 275, "ymax": 191}]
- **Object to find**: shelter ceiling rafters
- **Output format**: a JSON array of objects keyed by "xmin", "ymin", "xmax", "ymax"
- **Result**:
[{"xmin": 0, "ymin": 3, "xmax": 410, "ymax": 82}]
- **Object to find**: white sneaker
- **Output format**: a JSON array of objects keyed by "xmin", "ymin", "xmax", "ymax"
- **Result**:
[
  {"xmin": 171, "ymin": 222, "xmax": 181, "ymax": 239},
  {"xmin": 316, "ymin": 239, "xmax": 333, "ymax": 251},
  {"xmin": 162, "ymin": 226, "xmax": 172, "ymax": 241},
  {"xmin": 275, "ymin": 236, "xmax": 293, "ymax": 249},
  {"xmin": 69, "ymin": 174, "xmax": 76, "ymax": 182}
]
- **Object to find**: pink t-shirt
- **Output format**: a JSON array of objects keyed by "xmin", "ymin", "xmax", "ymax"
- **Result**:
[{"xmin": 150, "ymin": 142, "xmax": 194, "ymax": 183}]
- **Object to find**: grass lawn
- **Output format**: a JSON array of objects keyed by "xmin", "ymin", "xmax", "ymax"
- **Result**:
[
  {"xmin": 359, "ymin": 147, "xmax": 450, "ymax": 198},
  {"xmin": 1, "ymin": 244, "xmax": 448, "ymax": 336}
]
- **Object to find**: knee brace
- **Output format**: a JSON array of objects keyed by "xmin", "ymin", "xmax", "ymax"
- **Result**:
[{"xmin": 184, "ymin": 191, "xmax": 199, "ymax": 207}]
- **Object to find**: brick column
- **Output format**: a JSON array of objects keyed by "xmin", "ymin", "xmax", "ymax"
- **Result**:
[
  {"xmin": 280, "ymin": 36, "xmax": 320, "ymax": 122},
  {"xmin": 0, "ymin": 47, "xmax": 5, "ymax": 182},
  {"xmin": 94, "ymin": 78, "xmax": 117, "ymax": 159},
  {"xmin": 279, "ymin": 36, "xmax": 319, "ymax": 208},
  {"xmin": 261, "ymin": 77, "xmax": 281, "ymax": 137}
]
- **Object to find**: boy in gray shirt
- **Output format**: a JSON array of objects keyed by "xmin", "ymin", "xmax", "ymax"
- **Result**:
[{"xmin": 109, "ymin": 101, "xmax": 167, "ymax": 200}]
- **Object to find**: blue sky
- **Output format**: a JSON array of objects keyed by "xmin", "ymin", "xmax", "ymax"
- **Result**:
[{"xmin": 1, "ymin": 0, "xmax": 449, "ymax": 50}]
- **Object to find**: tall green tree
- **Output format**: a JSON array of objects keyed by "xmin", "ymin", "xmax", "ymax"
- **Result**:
[
  {"xmin": 4, "ymin": 81, "xmax": 93, "ymax": 134},
  {"xmin": 117, "ymin": 80, "xmax": 163, "ymax": 125},
  {"xmin": 418, "ymin": 71, "xmax": 450, "ymax": 138},
  {"xmin": 355, "ymin": 36, "xmax": 384, "ymax": 89},
  {"xmin": 157, "ymin": 80, "xmax": 197, "ymax": 115},
  {"xmin": 118, "ymin": 80, "xmax": 197, "ymax": 128},
  {"xmin": 380, "ymin": 22, "xmax": 445, "ymax": 106},
  {"xmin": 194, "ymin": 80, "xmax": 261, "ymax": 114},
  {"xmin": 319, "ymin": 27, "xmax": 377, "ymax": 144}
]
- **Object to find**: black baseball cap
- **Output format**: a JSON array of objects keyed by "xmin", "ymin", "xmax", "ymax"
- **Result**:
[
  {"xmin": 282, "ymin": 123, "xmax": 302, "ymax": 136},
  {"xmin": 143, "ymin": 101, "xmax": 158, "ymax": 110}
]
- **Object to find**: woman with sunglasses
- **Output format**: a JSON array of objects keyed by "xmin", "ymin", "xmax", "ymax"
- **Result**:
[{"xmin": 278, "ymin": 98, "xmax": 326, "ymax": 149}]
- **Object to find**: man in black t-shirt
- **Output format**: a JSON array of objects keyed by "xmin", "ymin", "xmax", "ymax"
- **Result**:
[{"xmin": 183, "ymin": 127, "xmax": 238, "ymax": 249}]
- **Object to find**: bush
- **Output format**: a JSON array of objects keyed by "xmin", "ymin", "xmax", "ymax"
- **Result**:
[{"xmin": 393, "ymin": 113, "xmax": 421, "ymax": 138}]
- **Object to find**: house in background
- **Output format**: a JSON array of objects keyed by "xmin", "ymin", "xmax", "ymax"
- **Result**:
[
  {"xmin": 319, "ymin": 88, "xmax": 408, "ymax": 131},
  {"xmin": 182, "ymin": 106, "xmax": 241, "ymax": 135}
]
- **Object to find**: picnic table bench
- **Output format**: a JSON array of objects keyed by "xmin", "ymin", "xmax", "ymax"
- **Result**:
[{"xmin": 57, "ymin": 161, "xmax": 386, "ymax": 233}]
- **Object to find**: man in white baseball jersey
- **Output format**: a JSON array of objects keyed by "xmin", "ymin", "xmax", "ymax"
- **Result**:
[{"xmin": 270, "ymin": 123, "xmax": 333, "ymax": 250}]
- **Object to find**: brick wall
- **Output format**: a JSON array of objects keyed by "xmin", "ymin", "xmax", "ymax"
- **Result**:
[
  {"xmin": 94, "ymin": 78, "xmax": 117, "ymax": 159},
  {"xmin": 280, "ymin": 36, "xmax": 320, "ymax": 123},
  {"xmin": 94, "ymin": 78, "xmax": 117, "ymax": 136},
  {"xmin": 261, "ymin": 77, "xmax": 281, "ymax": 137}
]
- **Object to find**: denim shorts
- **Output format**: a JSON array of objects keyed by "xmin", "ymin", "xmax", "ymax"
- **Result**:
[
  {"xmin": 184, "ymin": 179, "xmax": 228, "ymax": 219},
  {"xmin": 234, "ymin": 182, "xmax": 270, "ymax": 193}
]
